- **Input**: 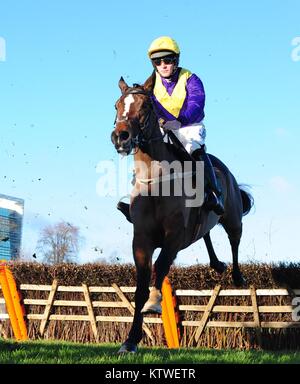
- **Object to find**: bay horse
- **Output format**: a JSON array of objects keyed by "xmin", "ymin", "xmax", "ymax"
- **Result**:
[{"xmin": 111, "ymin": 73, "xmax": 253, "ymax": 353}]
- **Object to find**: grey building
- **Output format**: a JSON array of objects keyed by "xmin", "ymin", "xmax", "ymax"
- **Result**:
[{"xmin": 0, "ymin": 194, "xmax": 24, "ymax": 261}]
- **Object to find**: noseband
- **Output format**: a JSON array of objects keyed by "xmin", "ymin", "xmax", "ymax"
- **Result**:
[{"xmin": 114, "ymin": 87, "xmax": 162, "ymax": 151}]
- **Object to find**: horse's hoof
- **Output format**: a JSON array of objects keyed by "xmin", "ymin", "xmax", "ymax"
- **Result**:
[
  {"xmin": 141, "ymin": 288, "xmax": 162, "ymax": 314},
  {"xmin": 210, "ymin": 261, "xmax": 227, "ymax": 274},
  {"xmin": 141, "ymin": 302, "xmax": 162, "ymax": 315},
  {"xmin": 117, "ymin": 341, "xmax": 137, "ymax": 354},
  {"xmin": 232, "ymin": 272, "xmax": 247, "ymax": 287}
]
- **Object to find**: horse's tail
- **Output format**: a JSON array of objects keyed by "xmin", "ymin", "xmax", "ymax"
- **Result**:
[{"xmin": 239, "ymin": 185, "xmax": 254, "ymax": 216}]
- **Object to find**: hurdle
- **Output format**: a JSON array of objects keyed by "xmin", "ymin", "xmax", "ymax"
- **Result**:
[{"xmin": 0, "ymin": 261, "xmax": 28, "ymax": 341}]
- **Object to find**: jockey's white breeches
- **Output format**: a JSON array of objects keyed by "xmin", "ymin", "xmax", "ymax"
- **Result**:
[{"xmin": 161, "ymin": 122, "xmax": 206, "ymax": 155}]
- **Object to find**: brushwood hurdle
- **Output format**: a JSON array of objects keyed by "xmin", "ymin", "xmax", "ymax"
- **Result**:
[{"xmin": 1, "ymin": 280, "xmax": 300, "ymax": 348}]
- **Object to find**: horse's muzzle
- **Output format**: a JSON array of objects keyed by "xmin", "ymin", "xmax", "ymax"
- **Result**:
[{"xmin": 111, "ymin": 130, "xmax": 133, "ymax": 155}]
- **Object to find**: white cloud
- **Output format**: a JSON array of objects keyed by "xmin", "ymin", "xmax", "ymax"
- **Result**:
[
  {"xmin": 275, "ymin": 127, "xmax": 289, "ymax": 138},
  {"xmin": 0, "ymin": 37, "xmax": 6, "ymax": 62},
  {"xmin": 269, "ymin": 176, "xmax": 293, "ymax": 193}
]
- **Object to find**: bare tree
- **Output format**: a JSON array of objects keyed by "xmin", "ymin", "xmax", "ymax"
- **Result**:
[{"xmin": 37, "ymin": 221, "xmax": 82, "ymax": 264}]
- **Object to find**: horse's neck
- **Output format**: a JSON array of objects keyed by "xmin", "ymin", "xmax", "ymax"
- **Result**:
[
  {"xmin": 134, "ymin": 146, "xmax": 163, "ymax": 181},
  {"xmin": 134, "ymin": 122, "xmax": 176, "ymax": 179},
  {"xmin": 141, "ymin": 117, "xmax": 174, "ymax": 161},
  {"xmin": 144, "ymin": 140, "xmax": 172, "ymax": 162}
]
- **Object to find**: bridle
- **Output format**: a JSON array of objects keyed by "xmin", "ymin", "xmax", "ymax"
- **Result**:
[{"xmin": 114, "ymin": 87, "xmax": 163, "ymax": 152}]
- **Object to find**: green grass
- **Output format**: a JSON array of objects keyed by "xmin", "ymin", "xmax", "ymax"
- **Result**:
[{"xmin": 1, "ymin": 338, "xmax": 300, "ymax": 364}]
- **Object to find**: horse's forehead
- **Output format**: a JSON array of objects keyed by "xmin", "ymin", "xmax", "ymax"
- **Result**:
[
  {"xmin": 117, "ymin": 91, "xmax": 145, "ymax": 119},
  {"xmin": 122, "ymin": 94, "xmax": 135, "ymax": 117}
]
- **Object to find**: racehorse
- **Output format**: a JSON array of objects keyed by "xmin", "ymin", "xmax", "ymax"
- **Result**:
[{"xmin": 111, "ymin": 73, "xmax": 254, "ymax": 353}]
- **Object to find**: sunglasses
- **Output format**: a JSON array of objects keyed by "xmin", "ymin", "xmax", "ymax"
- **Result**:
[{"xmin": 152, "ymin": 56, "xmax": 176, "ymax": 66}]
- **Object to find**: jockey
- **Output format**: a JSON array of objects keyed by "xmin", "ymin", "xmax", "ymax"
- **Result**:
[
  {"xmin": 117, "ymin": 36, "xmax": 224, "ymax": 222},
  {"xmin": 148, "ymin": 36, "xmax": 224, "ymax": 215}
]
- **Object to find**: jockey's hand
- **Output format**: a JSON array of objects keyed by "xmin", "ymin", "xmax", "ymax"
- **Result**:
[{"xmin": 163, "ymin": 119, "xmax": 182, "ymax": 131}]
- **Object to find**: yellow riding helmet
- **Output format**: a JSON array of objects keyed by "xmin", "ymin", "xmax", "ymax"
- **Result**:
[{"xmin": 148, "ymin": 36, "xmax": 180, "ymax": 59}]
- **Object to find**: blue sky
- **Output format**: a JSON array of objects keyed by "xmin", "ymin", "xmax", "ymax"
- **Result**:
[{"xmin": 0, "ymin": 0, "xmax": 299, "ymax": 265}]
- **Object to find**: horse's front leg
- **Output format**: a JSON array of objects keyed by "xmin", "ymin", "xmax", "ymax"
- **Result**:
[
  {"xmin": 141, "ymin": 231, "xmax": 183, "ymax": 315},
  {"xmin": 118, "ymin": 235, "xmax": 154, "ymax": 353}
]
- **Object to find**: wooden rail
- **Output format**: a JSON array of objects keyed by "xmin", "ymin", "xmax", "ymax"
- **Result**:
[{"xmin": 1, "ymin": 282, "xmax": 300, "ymax": 345}]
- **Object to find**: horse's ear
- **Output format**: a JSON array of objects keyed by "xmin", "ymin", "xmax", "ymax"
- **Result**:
[
  {"xmin": 143, "ymin": 71, "xmax": 156, "ymax": 94},
  {"xmin": 119, "ymin": 76, "xmax": 129, "ymax": 94}
]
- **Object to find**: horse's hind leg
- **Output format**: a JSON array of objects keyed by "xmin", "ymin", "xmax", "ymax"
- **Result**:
[
  {"xmin": 204, "ymin": 231, "xmax": 227, "ymax": 274},
  {"xmin": 222, "ymin": 223, "xmax": 246, "ymax": 286}
]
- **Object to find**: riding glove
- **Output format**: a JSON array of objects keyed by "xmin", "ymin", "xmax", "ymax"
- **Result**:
[{"xmin": 163, "ymin": 119, "xmax": 182, "ymax": 131}]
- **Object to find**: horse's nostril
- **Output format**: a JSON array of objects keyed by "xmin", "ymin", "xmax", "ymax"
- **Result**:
[
  {"xmin": 119, "ymin": 131, "xmax": 130, "ymax": 142},
  {"xmin": 111, "ymin": 131, "xmax": 117, "ymax": 144}
]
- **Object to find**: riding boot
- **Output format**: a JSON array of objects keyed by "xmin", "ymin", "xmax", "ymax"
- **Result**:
[
  {"xmin": 117, "ymin": 170, "xmax": 136, "ymax": 223},
  {"xmin": 192, "ymin": 146, "xmax": 225, "ymax": 215},
  {"xmin": 117, "ymin": 202, "xmax": 132, "ymax": 223}
]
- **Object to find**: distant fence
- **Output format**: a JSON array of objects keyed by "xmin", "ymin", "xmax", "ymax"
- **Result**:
[
  {"xmin": 176, "ymin": 285, "xmax": 300, "ymax": 347},
  {"xmin": 1, "ymin": 280, "xmax": 300, "ymax": 349}
]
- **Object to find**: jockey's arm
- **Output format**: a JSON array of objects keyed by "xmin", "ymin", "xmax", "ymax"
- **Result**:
[{"xmin": 178, "ymin": 74, "xmax": 205, "ymax": 126}]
